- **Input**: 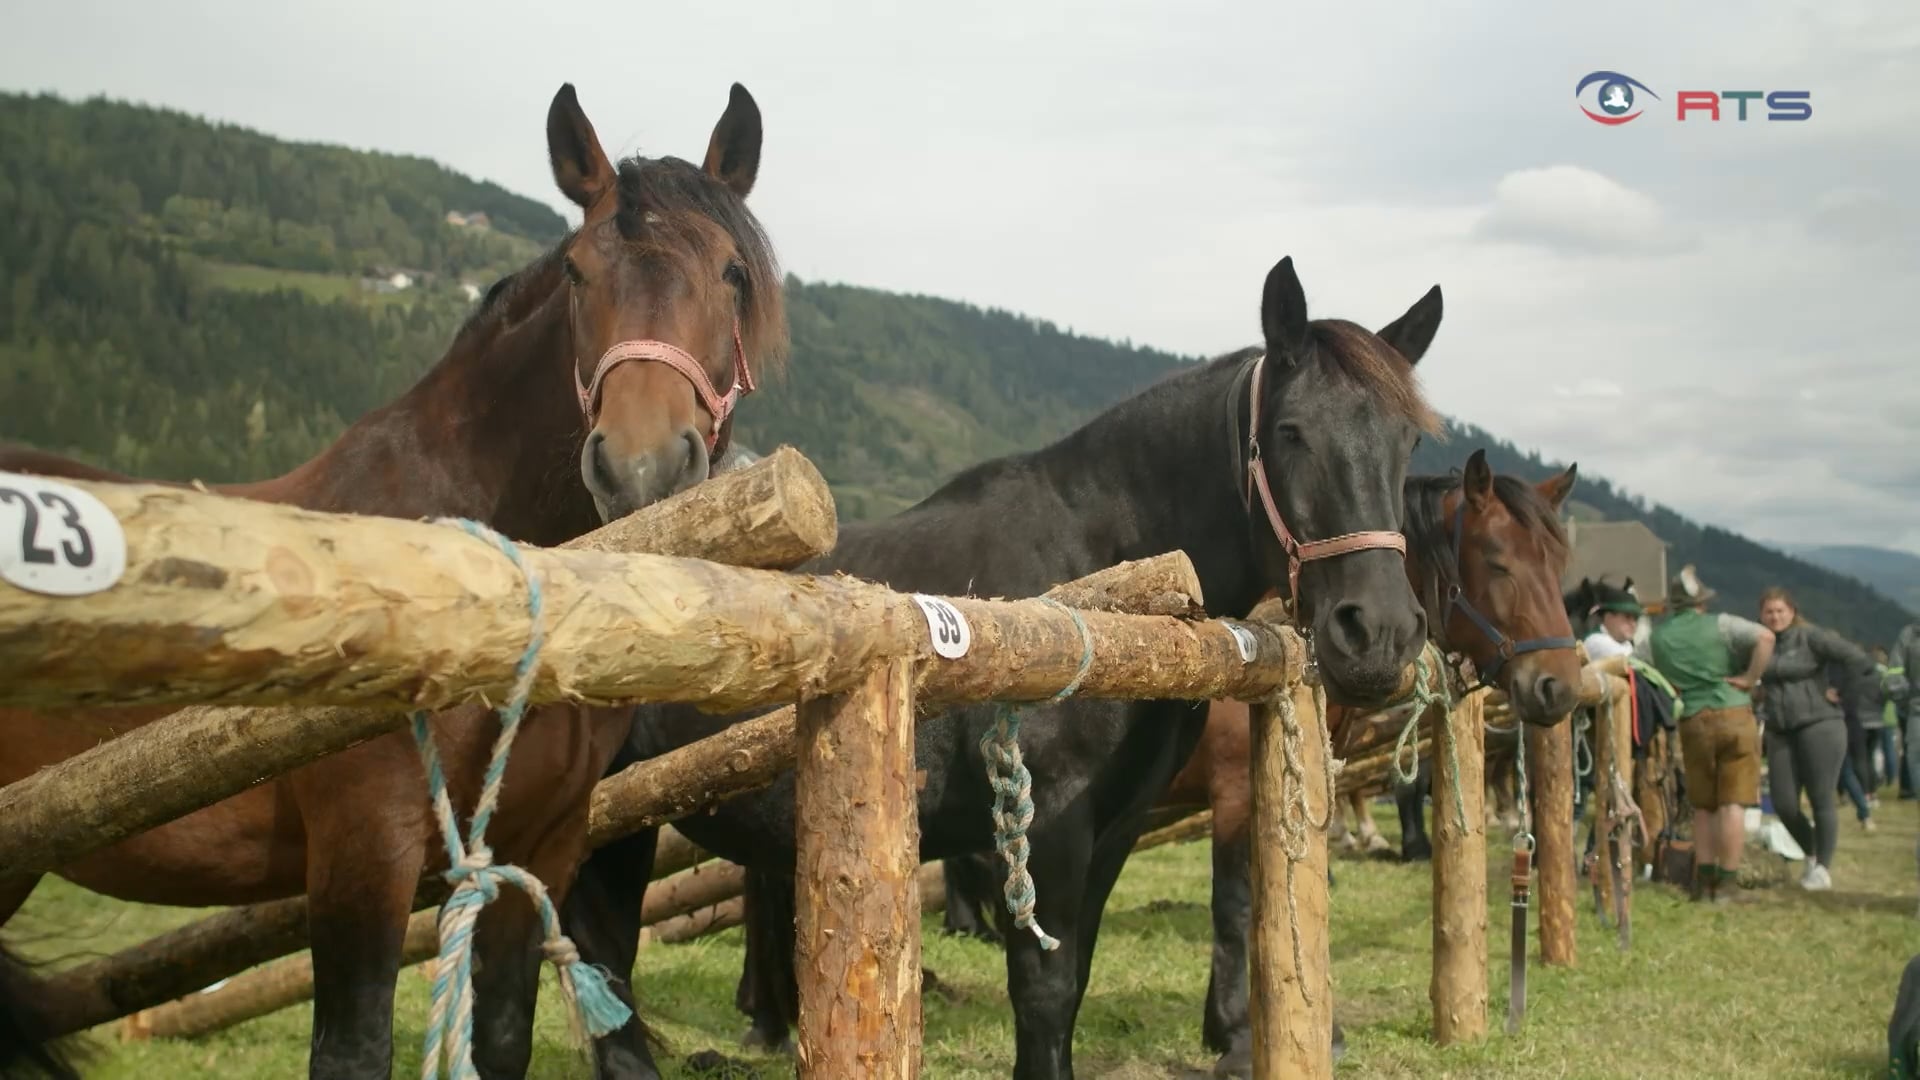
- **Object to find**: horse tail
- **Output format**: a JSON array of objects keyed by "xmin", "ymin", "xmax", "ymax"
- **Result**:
[{"xmin": 0, "ymin": 937, "xmax": 80, "ymax": 1079}]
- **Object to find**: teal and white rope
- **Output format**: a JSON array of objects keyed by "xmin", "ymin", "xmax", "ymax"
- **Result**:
[
  {"xmin": 411, "ymin": 518, "xmax": 630, "ymax": 1080},
  {"xmin": 1389, "ymin": 642, "xmax": 1467, "ymax": 834},
  {"xmin": 980, "ymin": 597, "xmax": 1095, "ymax": 952}
]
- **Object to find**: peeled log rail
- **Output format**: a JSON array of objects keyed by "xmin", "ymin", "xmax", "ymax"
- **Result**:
[
  {"xmin": 0, "ymin": 481, "xmax": 1272, "ymax": 718},
  {"xmin": 36, "ymin": 552, "xmax": 1223, "ymax": 1036},
  {"xmin": 127, "ymin": 807, "xmax": 1220, "ymax": 1043},
  {"xmin": 1528, "ymin": 718, "xmax": 1578, "ymax": 967},
  {"xmin": 0, "ymin": 447, "xmax": 836, "ymax": 881}
]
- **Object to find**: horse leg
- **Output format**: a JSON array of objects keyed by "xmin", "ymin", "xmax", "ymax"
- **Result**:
[
  {"xmin": 1397, "ymin": 767, "xmax": 1434, "ymax": 862},
  {"xmin": 470, "ymin": 823, "xmax": 595, "ymax": 1080},
  {"xmin": 561, "ymin": 827, "xmax": 663, "ymax": 1080},
  {"xmin": 996, "ymin": 806, "xmax": 1104, "ymax": 1080},
  {"xmin": 305, "ymin": 819, "xmax": 426, "ymax": 1079},
  {"xmin": 1200, "ymin": 809, "xmax": 1253, "ymax": 1071},
  {"xmin": 736, "ymin": 867, "xmax": 798, "ymax": 1056},
  {"xmin": 940, "ymin": 854, "xmax": 1005, "ymax": 945}
]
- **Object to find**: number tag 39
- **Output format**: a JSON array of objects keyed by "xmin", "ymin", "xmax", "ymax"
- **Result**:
[
  {"xmin": 911, "ymin": 594, "xmax": 972, "ymax": 660},
  {"xmin": 0, "ymin": 473, "xmax": 128, "ymax": 596}
]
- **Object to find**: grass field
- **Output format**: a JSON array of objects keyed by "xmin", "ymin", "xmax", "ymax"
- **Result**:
[{"xmin": 17, "ymin": 793, "xmax": 1920, "ymax": 1078}]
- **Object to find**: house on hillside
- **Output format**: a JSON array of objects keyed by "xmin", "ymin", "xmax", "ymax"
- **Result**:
[
  {"xmin": 1563, "ymin": 519, "xmax": 1669, "ymax": 609},
  {"xmin": 445, "ymin": 210, "xmax": 493, "ymax": 231}
]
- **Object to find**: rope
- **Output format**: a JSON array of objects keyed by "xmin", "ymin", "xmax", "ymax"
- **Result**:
[
  {"xmin": 412, "ymin": 519, "xmax": 630, "ymax": 1080},
  {"xmin": 1389, "ymin": 642, "xmax": 1466, "ymax": 834},
  {"xmin": 1573, "ymin": 710, "xmax": 1594, "ymax": 779},
  {"xmin": 980, "ymin": 597, "xmax": 1094, "ymax": 952},
  {"xmin": 1272, "ymin": 681, "xmax": 1343, "ymax": 1008},
  {"xmin": 1597, "ymin": 684, "xmax": 1647, "ymax": 853}
]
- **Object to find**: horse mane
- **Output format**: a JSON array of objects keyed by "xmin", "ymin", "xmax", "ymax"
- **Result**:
[
  {"xmin": 1311, "ymin": 320, "xmax": 1444, "ymax": 436},
  {"xmin": 1402, "ymin": 471, "xmax": 1571, "ymax": 578},
  {"xmin": 611, "ymin": 155, "xmax": 789, "ymax": 376}
]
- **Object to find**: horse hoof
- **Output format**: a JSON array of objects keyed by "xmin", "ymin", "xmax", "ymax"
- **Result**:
[
  {"xmin": 1211, "ymin": 1044, "xmax": 1253, "ymax": 1078},
  {"xmin": 739, "ymin": 1025, "xmax": 794, "ymax": 1056}
]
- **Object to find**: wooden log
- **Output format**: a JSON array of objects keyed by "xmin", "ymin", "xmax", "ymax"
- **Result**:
[
  {"xmin": 652, "ymin": 826, "xmax": 709, "ymax": 880},
  {"xmin": 35, "ymin": 555, "xmax": 1231, "ymax": 1036},
  {"xmin": 1247, "ymin": 680, "xmax": 1332, "ymax": 1079},
  {"xmin": 640, "ymin": 859, "xmax": 747, "ymax": 926},
  {"xmin": 0, "ymin": 447, "xmax": 835, "ymax": 882},
  {"xmin": 794, "ymin": 660, "xmax": 920, "ymax": 1080},
  {"xmin": 1429, "ymin": 690, "xmax": 1487, "ymax": 1045},
  {"xmin": 1038, "ymin": 551, "xmax": 1205, "ymax": 618},
  {"xmin": 0, "ymin": 475, "xmax": 1244, "ymax": 718},
  {"xmin": 1528, "ymin": 717, "xmax": 1577, "ymax": 967},
  {"xmin": 642, "ymin": 895, "xmax": 745, "ymax": 947},
  {"xmin": 1596, "ymin": 673, "xmax": 1634, "ymax": 950}
]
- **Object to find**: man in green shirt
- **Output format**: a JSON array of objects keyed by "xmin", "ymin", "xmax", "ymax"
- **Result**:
[{"xmin": 1648, "ymin": 565, "xmax": 1776, "ymax": 902}]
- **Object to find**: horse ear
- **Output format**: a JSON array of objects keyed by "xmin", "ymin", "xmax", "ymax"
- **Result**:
[
  {"xmin": 1260, "ymin": 256, "xmax": 1311, "ymax": 360},
  {"xmin": 1464, "ymin": 447, "xmax": 1494, "ymax": 509},
  {"xmin": 1537, "ymin": 462, "xmax": 1578, "ymax": 511},
  {"xmin": 1376, "ymin": 284, "xmax": 1444, "ymax": 365},
  {"xmin": 703, "ymin": 83, "xmax": 763, "ymax": 198},
  {"xmin": 548, "ymin": 83, "xmax": 616, "ymax": 210}
]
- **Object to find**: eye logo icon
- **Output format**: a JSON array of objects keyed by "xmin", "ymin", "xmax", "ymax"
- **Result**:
[{"xmin": 1576, "ymin": 71, "xmax": 1659, "ymax": 125}]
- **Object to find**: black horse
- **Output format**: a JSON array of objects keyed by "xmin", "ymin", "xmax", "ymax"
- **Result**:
[{"xmin": 563, "ymin": 255, "xmax": 1444, "ymax": 1079}]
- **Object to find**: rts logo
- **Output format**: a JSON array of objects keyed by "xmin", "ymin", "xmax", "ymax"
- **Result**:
[{"xmin": 1576, "ymin": 71, "xmax": 1812, "ymax": 124}]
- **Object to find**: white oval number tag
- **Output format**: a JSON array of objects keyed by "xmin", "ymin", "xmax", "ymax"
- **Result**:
[
  {"xmin": 1226, "ymin": 623, "xmax": 1260, "ymax": 663},
  {"xmin": 912, "ymin": 594, "xmax": 972, "ymax": 660},
  {"xmin": 0, "ymin": 473, "xmax": 128, "ymax": 597}
]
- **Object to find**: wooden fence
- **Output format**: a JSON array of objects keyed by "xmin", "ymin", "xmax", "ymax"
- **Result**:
[{"xmin": 0, "ymin": 447, "xmax": 1427, "ymax": 1079}]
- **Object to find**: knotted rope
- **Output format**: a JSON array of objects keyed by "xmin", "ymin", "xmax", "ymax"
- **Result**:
[
  {"xmin": 1271, "ymin": 679, "xmax": 1342, "ymax": 1007},
  {"xmin": 980, "ymin": 597, "xmax": 1094, "ymax": 952},
  {"xmin": 1389, "ymin": 641, "xmax": 1466, "ymax": 834},
  {"xmin": 411, "ymin": 519, "xmax": 630, "ymax": 1080}
]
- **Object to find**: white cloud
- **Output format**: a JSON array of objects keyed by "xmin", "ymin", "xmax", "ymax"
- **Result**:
[{"xmin": 1473, "ymin": 166, "xmax": 1688, "ymax": 256}]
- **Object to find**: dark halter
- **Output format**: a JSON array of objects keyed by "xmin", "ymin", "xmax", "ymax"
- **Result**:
[{"xmin": 1445, "ymin": 499, "xmax": 1578, "ymax": 690}]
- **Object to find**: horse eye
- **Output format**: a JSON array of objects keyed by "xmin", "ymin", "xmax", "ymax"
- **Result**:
[
  {"xmin": 723, "ymin": 261, "xmax": 748, "ymax": 288},
  {"xmin": 563, "ymin": 257, "xmax": 585, "ymax": 285}
]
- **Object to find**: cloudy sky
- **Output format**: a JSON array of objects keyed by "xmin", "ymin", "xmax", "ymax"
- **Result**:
[{"xmin": 5, "ymin": 1, "xmax": 1917, "ymax": 552}]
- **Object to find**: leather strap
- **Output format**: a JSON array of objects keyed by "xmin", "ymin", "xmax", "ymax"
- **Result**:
[
  {"xmin": 575, "ymin": 319, "xmax": 754, "ymax": 452},
  {"xmin": 1241, "ymin": 352, "xmax": 1407, "ymax": 606}
]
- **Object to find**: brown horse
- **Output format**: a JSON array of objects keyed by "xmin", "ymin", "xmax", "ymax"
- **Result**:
[
  {"xmin": 0, "ymin": 81, "xmax": 787, "ymax": 1079},
  {"xmin": 940, "ymin": 451, "xmax": 1580, "ymax": 1076}
]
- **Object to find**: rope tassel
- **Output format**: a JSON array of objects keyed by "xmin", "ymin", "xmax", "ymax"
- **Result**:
[
  {"xmin": 410, "ymin": 519, "xmax": 631, "ymax": 1080},
  {"xmin": 979, "ymin": 598, "xmax": 1095, "ymax": 953}
]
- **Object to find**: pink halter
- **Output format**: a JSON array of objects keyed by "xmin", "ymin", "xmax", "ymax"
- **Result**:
[
  {"xmin": 1241, "ymin": 352, "xmax": 1408, "ymax": 605},
  {"xmin": 575, "ymin": 319, "xmax": 755, "ymax": 452}
]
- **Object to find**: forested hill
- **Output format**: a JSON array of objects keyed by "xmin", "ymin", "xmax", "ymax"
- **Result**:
[{"xmin": 2, "ymin": 91, "xmax": 1911, "ymax": 644}]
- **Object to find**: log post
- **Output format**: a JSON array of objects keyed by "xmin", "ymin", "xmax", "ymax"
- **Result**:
[
  {"xmin": 1429, "ymin": 689, "xmax": 1487, "ymax": 1045},
  {"xmin": 1247, "ymin": 677, "xmax": 1331, "ymax": 1079},
  {"xmin": 1598, "ymin": 673, "xmax": 1635, "ymax": 950},
  {"xmin": 1528, "ymin": 717, "xmax": 1577, "ymax": 967},
  {"xmin": 794, "ymin": 660, "xmax": 920, "ymax": 1079}
]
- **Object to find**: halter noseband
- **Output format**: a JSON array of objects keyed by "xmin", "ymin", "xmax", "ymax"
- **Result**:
[
  {"xmin": 1443, "ymin": 498, "xmax": 1577, "ymax": 689},
  {"xmin": 1241, "ymin": 353, "xmax": 1407, "ymax": 607},
  {"xmin": 575, "ymin": 318, "xmax": 756, "ymax": 453}
]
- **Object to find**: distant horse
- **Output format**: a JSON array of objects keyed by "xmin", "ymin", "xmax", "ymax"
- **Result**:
[
  {"xmin": 941, "ymin": 452, "xmax": 1582, "ymax": 1074},
  {"xmin": 0, "ymin": 82, "xmax": 786, "ymax": 1079},
  {"xmin": 564, "ymin": 254, "xmax": 1446, "ymax": 1079}
]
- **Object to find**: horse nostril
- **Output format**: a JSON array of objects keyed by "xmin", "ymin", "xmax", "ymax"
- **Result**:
[
  {"xmin": 582, "ymin": 430, "xmax": 614, "ymax": 492},
  {"xmin": 1332, "ymin": 602, "xmax": 1371, "ymax": 648}
]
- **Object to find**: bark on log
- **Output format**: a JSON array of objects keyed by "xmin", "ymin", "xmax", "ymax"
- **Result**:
[
  {"xmin": 794, "ymin": 661, "xmax": 920, "ymax": 1080},
  {"xmin": 1596, "ymin": 673, "xmax": 1634, "ymax": 951},
  {"xmin": 1429, "ymin": 690, "xmax": 1487, "ymax": 1045},
  {"xmin": 1247, "ymin": 682, "xmax": 1332, "ymax": 1079},
  {"xmin": 640, "ymin": 859, "xmax": 747, "ymax": 927},
  {"xmin": 0, "ymin": 476, "xmax": 1247, "ymax": 717},
  {"xmin": 652, "ymin": 826, "xmax": 708, "ymax": 880},
  {"xmin": 641, "ymin": 895, "xmax": 745, "ymax": 946},
  {"xmin": 1528, "ymin": 717, "xmax": 1577, "ymax": 967},
  {"xmin": 32, "ymin": 557, "xmax": 1270, "ymax": 1036},
  {"xmin": 1037, "ymin": 551, "xmax": 1205, "ymax": 618},
  {"xmin": 0, "ymin": 448, "xmax": 834, "ymax": 882}
]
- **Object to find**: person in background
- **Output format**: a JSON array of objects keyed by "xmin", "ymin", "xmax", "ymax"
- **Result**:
[
  {"xmin": 1834, "ymin": 644, "xmax": 1882, "ymax": 831},
  {"xmin": 1580, "ymin": 582, "xmax": 1644, "ymax": 662},
  {"xmin": 1895, "ymin": 623, "xmax": 1920, "ymax": 802},
  {"xmin": 1755, "ymin": 587, "xmax": 1874, "ymax": 890},
  {"xmin": 1869, "ymin": 647, "xmax": 1900, "ymax": 789},
  {"xmin": 1649, "ymin": 566, "xmax": 1775, "ymax": 902}
]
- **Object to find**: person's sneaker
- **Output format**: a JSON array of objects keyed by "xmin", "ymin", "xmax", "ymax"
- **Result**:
[
  {"xmin": 1865, "ymin": 817, "xmax": 1879, "ymax": 834},
  {"xmin": 1802, "ymin": 863, "xmax": 1833, "ymax": 890}
]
